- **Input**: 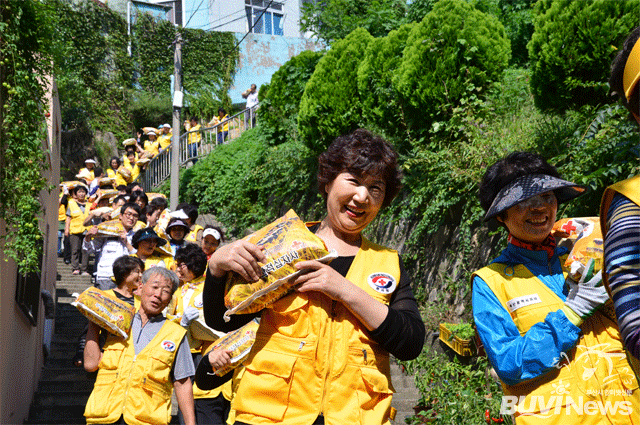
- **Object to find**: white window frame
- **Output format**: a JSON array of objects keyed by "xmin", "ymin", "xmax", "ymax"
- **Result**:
[{"xmin": 245, "ymin": 0, "xmax": 284, "ymax": 36}]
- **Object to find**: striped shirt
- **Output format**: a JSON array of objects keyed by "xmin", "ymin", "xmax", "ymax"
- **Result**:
[{"xmin": 604, "ymin": 193, "xmax": 640, "ymax": 360}]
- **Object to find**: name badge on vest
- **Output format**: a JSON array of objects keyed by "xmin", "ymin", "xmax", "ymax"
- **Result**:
[
  {"xmin": 368, "ymin": 273, "xmax": 397, "ymax": 294},
  {"xmin": 161, "ymin": 340, "xmax": 176, "ymax": 352},
  {"xmin": 506, "ymin": 294, "xmax": 542, "ymax": 313}
]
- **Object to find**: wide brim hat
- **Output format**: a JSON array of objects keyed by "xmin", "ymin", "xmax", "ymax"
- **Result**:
[
  {"xmin": 131, "ymin": 228, "xmax": 167, "ymax": 249},
  {"xmin": 85, "ymin": 159, "xmax": 96, "ymax": 164},
  {"xmin": 484, "ymin": 173, "xmax": 586, "ymax": 222},
  {"xmin": 166, "ymin": 219, "xmax": 190, "ymax": 231}
]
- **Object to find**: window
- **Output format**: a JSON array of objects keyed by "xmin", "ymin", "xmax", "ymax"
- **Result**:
[
  {"xmin": 245, "ymin": 0, "xmax": 284, "ymax": 36},
  {"xmin": 15, "ymin": 251, "xmax": 43, "ymax": 326}
]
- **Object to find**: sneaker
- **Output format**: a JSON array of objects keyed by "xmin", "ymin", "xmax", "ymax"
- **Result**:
[{"xmin": 72, "ymin": 270, "xmax": 80, "ymax": 275}]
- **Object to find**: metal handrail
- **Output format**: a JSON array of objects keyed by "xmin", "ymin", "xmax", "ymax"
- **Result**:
[{"xmin": 138, "ymin": 104, "xmax": 258, "ymax": 191}]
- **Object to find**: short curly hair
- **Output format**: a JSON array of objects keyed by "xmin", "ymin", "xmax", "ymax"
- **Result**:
[
  {"xmin": 175, "ymin": 243, "xmax": 207, "ymax": 278},
  {"xmin": 317, "ymin": 129, "xmax": 402, "ymax": 208}
]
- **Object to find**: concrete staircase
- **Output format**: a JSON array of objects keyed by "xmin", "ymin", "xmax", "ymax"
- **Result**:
[
  {"xmin": 24, "ymin": 257, "xmax": 94, "ymax": 424},
  {"xmin": 391, "ymin": 359, "xmax": 421, "ymax": 424}
]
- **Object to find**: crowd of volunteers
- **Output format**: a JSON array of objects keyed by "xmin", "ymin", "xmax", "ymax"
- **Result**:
[{"xmin": 52, "ymin": 32, "xmax": 640, "ymax": 425}]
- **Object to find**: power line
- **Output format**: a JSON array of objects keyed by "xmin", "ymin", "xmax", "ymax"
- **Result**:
[{"xmin": 184, "ymin": 0, "xmax": 207, "ymax": 28}]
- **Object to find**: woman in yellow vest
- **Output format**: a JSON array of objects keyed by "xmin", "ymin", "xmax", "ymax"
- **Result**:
[
  {"xmin": 107, "ymin": 156, "xmax": 128, "ymax": 187},
  {"xmin": 202, "ymin": 129, "xmax": 425, "ymax": 425},
  {"xmin": 186, "ymin": 116, "xmax": 201, "ymax": 160},
  {"xmin": 176, "ymin": 203, "xmax": 203, "ymax": 244},
  {"xmin": 65, "ymin": 184, "xmax": 90, "ymax": 275},
  {"xmin": 131, "ymin": 227, "xmax": 175, "ymax": 271},
  {"xmin": 472, "ymin": 151, "xmax": 639, "ymax": 424},
  {"xmin": 600, "ymin": 26, "xmax": 640, "ymax": 363},
  {"xmin": 144, "ymin": 131, "xmax": 160, "ymax": 157},
  {"xmin": 167, "ymin": 243, "xmax": 232, "ymax": 425},
  {"xmin": 211, "ymin": 108, "xmax": 229, "ymax": 145}
]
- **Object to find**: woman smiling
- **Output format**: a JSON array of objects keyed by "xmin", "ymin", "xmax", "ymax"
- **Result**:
[{"xmin": 203, "ymin": 129, "xmax": 425, "ymax": 425}]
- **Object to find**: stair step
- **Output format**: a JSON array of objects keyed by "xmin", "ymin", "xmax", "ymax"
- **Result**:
[
  {"xmin": 38, "ymin": 367, "xmax": 96, "ymax": 382},
  {"xmin": 24, "ymin": 404, "xmax": 87, "ymax": 424},
  {"xmin": 38, "ymin": 379, "xmax": 95, "ymax": 392},
  {"xmin": 32, "ymin": 391, "xmax": 90, "ymax": 407}
]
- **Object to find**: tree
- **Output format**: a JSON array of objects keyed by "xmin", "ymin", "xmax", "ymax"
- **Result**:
[
  {"xmin": 258, "ymin": 50, "xmax": 324, "ymax": 145},
  {"xmin": 393, "ymin": 0, "xmax": 510, "ymax": 139},
  {"xmin": 298, "ymin": 28, "xmax": 374, "ymax": 154},
  {"xmin": 300, "ymin": 0, "xmax": 406, "ymax": 45},
  {"xmin": 528, "ymin": 0, "xmax": 639, "ymax": 112},
  {"xmin": 357, "ymin": 22, "xmax": 416, "ymax": 151}
]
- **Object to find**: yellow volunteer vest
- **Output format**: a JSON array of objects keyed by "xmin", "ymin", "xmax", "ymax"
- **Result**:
[
  {"xmin": 188, "ymin": 124, "xmax": 201, "ymax": 145},
  {"xmin": 167, "ymin": 274, "xmax": 223, "ymax": 399},
  {"xmin": 144, "ymin": 140, "xmax": 160, "ymax": 156},
  {"xmin": 185, "ymin": 224, "xmax": 203, "ymax": 243},
  {"xmin": 599, "ymin": 175, "xmax": 640, "ymax": 376},
  {"xmin": 135, "ymin": 253, "xmax": 175, "ymax": 271},
  {"xmin": 158, "ymin": 133, "xmax": 172, "ymax": 150},
  {"xmin": 474, "ymin": 263, "xmax": 639, "ymax": 425},
  {"xmin": 108, "ymin": 167, "xmax": 128, "ymax": 187},
  {"xmin": 233, "ymin": 236, "xmax": 399, "ymax": 425},
  {"xmin": 58, "ymin": 203, "xmax": 66, "ymax": 222},
  {"xmin": 126, "ymin": 163, "xmax": 141, "ymax": 182},
  {"xmin": 79, "ymin": 167, "xmax": 95, "ymax": 181},
  {"xmin": 84, "ymin": 319, "xmax": 186, "ymax": 425},
  {"xmin": 68, "ymin": 199, "xmax": 88, "ymax": 234},
  {"xmin": 600, "ymin": 175, "xmax": 640, "ymax": 238}
]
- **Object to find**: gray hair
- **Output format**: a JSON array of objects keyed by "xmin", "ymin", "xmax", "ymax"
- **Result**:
[{"xmin": 141, "ymin": 267, "xmax": 179, "ymax": 293}]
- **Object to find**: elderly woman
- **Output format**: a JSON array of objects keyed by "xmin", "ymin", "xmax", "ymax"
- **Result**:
[
  {"xmin": 472, "ymin": 151, "xmax": 639, "ymax": 424},
  {"xmin": 203, "ymin": 129, "xmax": 425, "ymax": 425},
  {"xmin": 131, "ymin": 227, "xmax": 175, "ymax": 270}
]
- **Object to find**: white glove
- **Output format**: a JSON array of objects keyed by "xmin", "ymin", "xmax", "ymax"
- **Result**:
[
  {"xmin": 180, "ymin": 306, "xmax": 200, "ymax": 327},
  {"xmin": 564, "ymin": 270, "xmax": 609, "ymax": 319}
]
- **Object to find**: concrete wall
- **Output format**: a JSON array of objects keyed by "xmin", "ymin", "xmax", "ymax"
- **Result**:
[{"xmin": 0, "ymin": 78, "xmax": 61, "ymax": 424}]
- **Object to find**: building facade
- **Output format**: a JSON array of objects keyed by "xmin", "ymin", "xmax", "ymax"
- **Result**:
[
  {"xmin": 0, "ymin": 78, "xmax": 61, "ymax": 425},
  {"xmin": 116, "ymin": 0, "xmax": 323, "ymax": 104}
]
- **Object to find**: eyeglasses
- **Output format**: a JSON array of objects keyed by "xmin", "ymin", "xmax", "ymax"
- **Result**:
[{"xmin": 123, "ymin": 212, "xmax": 139, "ymax": 219}]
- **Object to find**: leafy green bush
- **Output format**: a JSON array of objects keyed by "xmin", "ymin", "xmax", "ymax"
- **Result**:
[
  {"xmin": 258, "ymin": 51, "xmax": 324, "ymax": 145},
  {"xmin": 498, "ymin": 0, "xmax": 535, "ymax": 65},
  {"xmin": 52, "ymin": 0, "xmax": 133, "ymax": 138},
  {"xmin": 394, "ymin": 0, "xmax": 511, "ymax": 138},
  {"xmin": 132, "ymin": 13, "xmax": 238, "ymax": 122},
  {"xmin": 180, "ymin": 127, "xmax": 322, "ymax": 235},
  {"xmin": 300, "ymin": 0, "xmax": 406, "ymax": 44},
  {"xmin": 357, "ymin": 22, "xmax": 415, "ymax": 152},
  {"xmin": 550, "ymin": 104, "xmax": 640, "ymax": 218},
  {"xmin": 298, "ymin": 28, "xmax": 374, "ymax": 154},
  {"xmin": 528, "ymin": 0, "xmax": 639, "ymax": 112},
  {"xmin": 0, "ymin": 0, "xmax": 54, "ymax": 274},
  {"xmin": 401, "ymin": 351, "xmax": 510, "ymax": 425},
  {"xmin": 128, "ymin": 90, "xmax": 173, "ymax": 131}
]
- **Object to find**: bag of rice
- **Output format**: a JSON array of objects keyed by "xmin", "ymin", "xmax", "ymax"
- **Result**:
[
  {"xmin": 96, "ymin": 219, "xmax": 144, "ymax": 237},
  {"xmin": 208, "ymin": 318, "xmax": 260, "ymax": 376},
  {"xmin": 223, "ymin": 209, "xmax": 337, "ymax": 321},
  {"xmin": 117, "ymin": 165, "xmax": 131, "ymax": 179},
  {"xmin": 552, "ymin": 217, "xmax": 603, "ymax": 281},
  {"xmin": 72, "ymin": 287, "xmax": 135, "ymax": 338},
  {"xmin": 122, "ymin": 138, "xmax": 137, "ymax": 147}
]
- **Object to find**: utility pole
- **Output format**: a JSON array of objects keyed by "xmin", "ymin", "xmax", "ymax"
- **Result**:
[{"xmin": 170, "ymin": 32, "xmax": 183, "ymax": 210}]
